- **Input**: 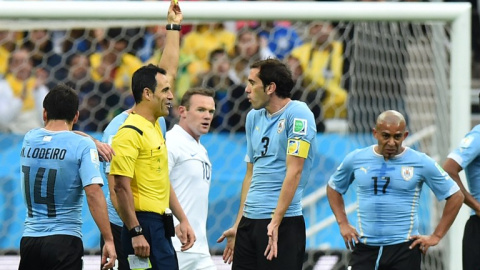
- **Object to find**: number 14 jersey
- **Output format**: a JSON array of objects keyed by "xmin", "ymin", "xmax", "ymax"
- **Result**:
[{"xmin": 20, "ymin": 128, "xmax": 103, "ymax": 238}]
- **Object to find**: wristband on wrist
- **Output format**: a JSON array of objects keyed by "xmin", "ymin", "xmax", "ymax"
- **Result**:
[{"xmin": 166, "ymin": 24, "xmax": 181, "ymax": 31}]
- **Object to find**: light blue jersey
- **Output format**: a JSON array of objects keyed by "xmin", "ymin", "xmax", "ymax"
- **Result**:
[
  {"xmin": 20, "ymin": 128, "xmax": 103, "ymax": 238},
  {"xmin": 243, "ymin": 100, "xmax": 316, "ymax": 219},
  {"xmin": 448, "ymin": 124, "xmax": 480, "ymax": 216},
  {"xmin": 102, "ymin": 111, "xmax": 167, "ymax": 226},
  {"xmin": 328, "ymin": 146, "xmax": 459, "ymax": 246}
]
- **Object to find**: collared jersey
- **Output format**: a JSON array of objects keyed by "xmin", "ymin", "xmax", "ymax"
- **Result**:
[
  {"xmin": 328, "ymin": 146, "xmax": 460, "ymax": 246},
  {"xmin": 244, "ymin": 100, "xmax": 316, "ymax": 219},
  {"xmin": 109, "ymin": 113, "xmax": 169, "ymax": 215},
  {"xmin": 102, "ymin": 111, "xmax": 166, "ymax": 226},
  {"xmin": 20, "ymin": 128, "xmax": 103, "ymax": 238},
  {"xmin": 166, "ymin": 124, "xmax": 212, "ymax": 255},
  {"xmin": 448, "ymin": 124, "xmax": 480, "ymax": 215}
]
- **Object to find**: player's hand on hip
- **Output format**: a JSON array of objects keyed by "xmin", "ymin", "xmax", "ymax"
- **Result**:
[
  {"xmin": 409, "ymin": 234, "xmax": 440, "ymax": 255},
  {"xmin": 217, "ymin": 227, "xmax": 236, "ymax": 264},
  {"xmin": 339, "ymin": 223, "xmax": 359, "ymax": 250},
  {"xmin": 101, "ymin": 240, "xmax": 117, "ymax": 270},
  {"xmin": 132, "ymin": 235, "xmax": 150, "ymax": 258},
  {"xmin": 264, "ymin": 222, "xmax": 279, "ymax": 260}
]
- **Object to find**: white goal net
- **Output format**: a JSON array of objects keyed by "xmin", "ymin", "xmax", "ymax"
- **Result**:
[{"xmin": 0, "ymin": 1, "xmax": 471, "ymax": 270}]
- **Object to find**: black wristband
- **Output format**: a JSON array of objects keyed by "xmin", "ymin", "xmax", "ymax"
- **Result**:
[
  {"xmin": 166, "ymin": 24, "xmax": 181, "ymax": 31},
  {"xmin": 129, "ymin": 225, "xmax": 143, "ymax": 237}
]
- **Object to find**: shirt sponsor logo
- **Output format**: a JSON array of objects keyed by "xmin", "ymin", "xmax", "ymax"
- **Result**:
[
  {"xmin": 293, "ymin": 118, "xmax": 307, "ymax": 135},
  {"xmin": 401, "ymin": 166, "xmax": 414, "ymax": 181}
]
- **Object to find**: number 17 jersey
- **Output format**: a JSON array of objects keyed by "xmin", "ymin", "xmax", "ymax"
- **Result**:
[
  {"xmin": 20, "ymin": 128, "xmax": 103, "ymax": 238},
  {"xmin": 328, "ymin": 146, "xmax": 459, "ymax": 246}
]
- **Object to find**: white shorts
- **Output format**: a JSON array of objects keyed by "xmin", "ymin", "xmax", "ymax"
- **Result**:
[{"xmin": 176, "ymin": 251, "xmax": 217, "ymax": 270}]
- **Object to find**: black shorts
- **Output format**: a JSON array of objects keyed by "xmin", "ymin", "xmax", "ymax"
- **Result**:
[
  {"xmin": 232, "ymin": 215, "xmax": 306, "ymax": 270},
  {"xmin": 349, "ymin": 240, "xmax": 421, "ymax": 270},
  {"xmin": 101, "ymin": 222, "xmax": 129, "ymax": 270},
  {"xmin": 19, "ymin": 234, "xmax": 83, "ymax": 270},
  {"xmin": 463, "ymin": 215, "xmax": 480, "ymax": 270}
]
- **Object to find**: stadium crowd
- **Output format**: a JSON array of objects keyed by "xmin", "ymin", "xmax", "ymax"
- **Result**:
[{"xmin": 0, "ymin": 19, "xmax": 349, "ymax": 134}]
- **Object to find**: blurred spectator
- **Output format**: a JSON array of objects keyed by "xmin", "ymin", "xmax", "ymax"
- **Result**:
[
  {"xmin": 22, "ymin": 29, "xmax": 62, "ymax": 88},
  {"xmin": 290, "ymin": 22, "xmax": 347, "ymax": 119},
  {"xmin": 258, "ymin": 21, "xmax": 303, "ymax": 60},
  {"xmin": 286, "ymin": 55, "xmax": 325, "ymax": 132},
  {"xmin": 230, "ymin": 27, "xmax": 275, "ymax": 84},
  {"xmin": 182, "ymin": 23, "xmax": 236, "ymax": 85},
  {"xmin": 196, "ymin": 48, "xmax": 249, "ymax": 132},
  {"xmin": 66, "ymin": 54, "xmax": 123, "ymax": 132},
  {"xmin": 62, "ymin": 29, "xmax": 98, "ymax": 55},
  {"xmin": 0, "ymin": 48, "xmax": 48, "ymax": 134},
  {"xmin": 0, "ymin": 31, "xmax": 17, "ymax": 77},
  {"xmin": 89, "ymin": 27, "xmax": 143, "ymax": 93},
  {"xmin": 137, "ymin": 26, "xmax": 160, "ymax": 62}
]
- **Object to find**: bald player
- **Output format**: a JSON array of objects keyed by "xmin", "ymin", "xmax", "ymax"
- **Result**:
[{"xmin": 327, "ymin": 110, "xmax": 463, "ymax": 270}]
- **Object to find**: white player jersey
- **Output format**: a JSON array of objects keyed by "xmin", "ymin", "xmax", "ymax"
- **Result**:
[{"xmin": 166, "ymin": 124, "xmax": 212, "ymax": 255}]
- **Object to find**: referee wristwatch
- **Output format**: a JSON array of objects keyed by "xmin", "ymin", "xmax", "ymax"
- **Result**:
[{"xmin": 129, "ymin": 225, "xmax": 143, "ymax": 237}]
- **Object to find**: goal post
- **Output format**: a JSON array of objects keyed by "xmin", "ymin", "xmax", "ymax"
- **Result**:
[{"xmin": 0, "ymin": 1, "xmax": 471, "ymax": 269}]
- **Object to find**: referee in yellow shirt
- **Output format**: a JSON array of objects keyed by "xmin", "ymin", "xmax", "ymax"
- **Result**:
[{"xmin": 110, "ymin": 63, "xmax": 195, "ymax": 270}]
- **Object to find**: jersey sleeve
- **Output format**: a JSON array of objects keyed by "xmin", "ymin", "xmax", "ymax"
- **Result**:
[
  {"xmin": 285, "ymin": 103, "xmax": 316, "ymax": 159},
  {"xmin": 447, "ymin": 131, "xmax": 480, "ymax": 169},
  {"xmin": 102, "ymin": 125, "xmax": 118, "ymax": 174},
  {"xmin": 109, "ymin": 126, "xmax": 142, "ymax": 178},
  {"xmin": 328, "ymin": 150, "xmax": 356, "ymax": 194},
  {"xmin": 422, "ymin": 155, "xmax": 460, "ymax": 201},
  {"xmin": 244, "ymin": 110, "xmax": 254, "ymax": 163},
  {"xmin": 78, "ymin": 137, "xmax": 104, "ymax": 187}
]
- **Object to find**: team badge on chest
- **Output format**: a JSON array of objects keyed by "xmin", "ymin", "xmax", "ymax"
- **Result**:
[
  {"xmin": 277, "ymin": 119, "xmax": 286, "ymax": 133},
  {"xmin": 401, "ymin": 166, "xmax": 414, "ymax": 181}
]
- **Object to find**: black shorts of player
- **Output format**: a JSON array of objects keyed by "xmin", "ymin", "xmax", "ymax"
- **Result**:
[
  {"xmin": 463, "ymin": 215, "xmax": 480, "ymax": 270},
  {"xmin": 232, "ymin": 215, "xmax": 306, "ymax": 270},
  {"xmin": 19, "ymin": 234, "xmax": 83, "ymax": 270},
  {"xmin": 101, "ymin": 222, "xmax": 128, "ymax": 270},
  {"xmin": 349, "ymin": 240, "xmax": 421, "ymax": 270}
]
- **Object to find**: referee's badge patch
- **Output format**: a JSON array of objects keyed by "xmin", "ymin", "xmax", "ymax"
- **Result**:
[
  {"xmin": 277, "ymin": 119, "xmax": 285, "ymax": 133},
  {"xmin": 401, "ymin": 166, "xmax": 414, "ymax": 181},
  {"xmin": 293, "ymin": 118, "xmax": 307, "ymax": 135}
]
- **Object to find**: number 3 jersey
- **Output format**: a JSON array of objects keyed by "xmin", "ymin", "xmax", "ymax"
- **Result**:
[
  {"xmin": 328, "ymin": 146, "xmax": 459, "ymax": 246},
  {"xmin": 20, "ymin": 128, "xmax": 103, "ymax": 238},
  {"xmin": 244, "ymin": 100, "xmax": 317, "ymax": 219}
]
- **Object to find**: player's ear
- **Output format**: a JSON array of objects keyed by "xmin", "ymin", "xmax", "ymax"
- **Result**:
[
  {"xmin": 73, "ymin": 111, "xmax": 80, "ymax": 125},
  {"xmin": 143, "ymin": 87, "xmax": 152, "ymax": 100},
  {"xmin": 42, "ymin": 109, "xmax": 47, "ymax": 122},
  {"xmin": 266, "ymin": 82, "xmax": 276, "ymax": 95},
  {"xmin": 178, "ymin": 105, "xmax": 187, "ymax": 117}
]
